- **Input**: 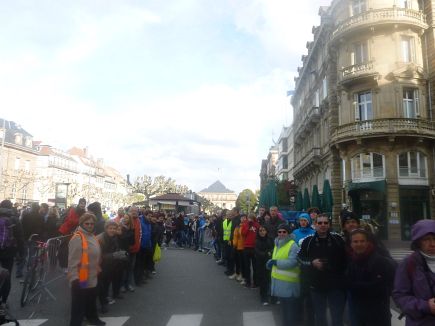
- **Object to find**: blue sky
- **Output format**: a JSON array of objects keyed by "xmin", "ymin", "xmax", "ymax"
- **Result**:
[{"xmin": 0, "ymin": 0, "xmax": 331, "ymax": 194}]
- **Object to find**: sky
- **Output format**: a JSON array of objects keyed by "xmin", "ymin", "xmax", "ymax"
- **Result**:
[{"xmin": 0, "ymin": 0, "xmax": 332, "ymax": 194}]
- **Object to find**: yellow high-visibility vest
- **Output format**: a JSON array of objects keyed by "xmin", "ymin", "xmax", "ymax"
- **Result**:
[
  {"xmin": 271, "ymin": 240, "xmax": 300, "ymax": 283},
  {"xmin": 223, "ymin": 219, "xmax": 232, "ymax": 241}
]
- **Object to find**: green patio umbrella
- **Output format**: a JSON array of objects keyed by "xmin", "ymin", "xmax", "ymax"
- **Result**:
[
  {"xmin": 311, "ymin": 184, "xmax": 321, "ymax": 210},
  {"xmin": 295, "ymin": 191, "xmax": 303, "ymax": 211},
  {"xmin": 259, "ymin": 180, "xmax": 278, "ymax": 209},
  {"xmin": 303, "ymin": 188, "xmax": 311, "ymax": 210},
  {"xmin": 322, "ymin": 179, "xmax": 334, "ymax": 215}
]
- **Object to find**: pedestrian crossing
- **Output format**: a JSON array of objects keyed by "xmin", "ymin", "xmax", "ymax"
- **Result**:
[
  {"xmin": 389, "ymin": 249, "xmax": 413, "ymax": 262},
  {"xmin": 13, "ymin": 310, "xmax": 405, "ymax": 326}
]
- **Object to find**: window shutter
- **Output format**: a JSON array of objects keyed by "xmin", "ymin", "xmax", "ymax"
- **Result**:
[
  {"xmin": 354, "ymin": 93, "xmax": 360, "ymax": 120},
  {"xmin": 414, "ymin": 89, "xmax": 420, "ymax": 117}
]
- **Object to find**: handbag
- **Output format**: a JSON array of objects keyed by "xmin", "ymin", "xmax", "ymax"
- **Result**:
[{"xmin": 153, "ymin": 244, "xmax": 161, "ymax": 262}]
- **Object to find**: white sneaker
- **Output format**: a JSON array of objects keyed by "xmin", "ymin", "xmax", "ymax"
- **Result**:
[
  {"xmin": 236, "ymin": 274, "xmax": 243, "ymax": 281},
  {"xmin": 228, "ymin": 273, "xmax": 237, "ymax": 280},
  {"xmin": 240, "ymin": 280, "xmax": 246, "ymax": 285},
  {"xmin": 262, "ymin": 302, "xmax": 269, "ymax": 306}
]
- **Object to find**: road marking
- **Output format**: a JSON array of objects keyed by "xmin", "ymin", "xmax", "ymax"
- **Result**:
[
  {"xmin": 100, "ymin": 316, "xmax": 130, "ymax": 326},
  {"xmin": 167, "ymin": 314, "xmax": 203, "ymax": 326},
  {"xmin": 243, "ymin": 311, "xmax": 276, "ymax": 326},
  {"xmin": 17, "ymin": 320, "xmax": 48, "ymax": 326}
]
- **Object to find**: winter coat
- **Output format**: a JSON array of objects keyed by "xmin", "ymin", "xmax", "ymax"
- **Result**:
[
  {"xmin": 0, "ymin": 208, "xmax": 24, "ymax": 259},
  {"xmin": 298, "ymin": 231, "xmax": 347, "ymax": 291},
  {"xmin": 68, "ymin": 226, "xmax": 101, "ymax": 287},
  {"xmin": 59, "ymin": 207, "xmax": 84, "ymax": 235},
  {"xmin": 129, "ymin": 217, "xmax": 141, "ymax": 254},
  {"xmin": 241, "ymin": 220, "xmax": 260, "ymax": 248},
  {"xmin": 269, "ymin": 235, "xmax": 300, "ymax": 298},
  {"xmin": 139, "ymin": 216, "xmax": 152, "ymax": 249},
  {"xmin": 232, "ymin": 226, "xmax": 244, "ymax": 250},
  {"xmin": 393, "ymin": 251, "xmax": 435, "ymax": 326},
  {"xmin": 292, "ymin": 226, "xmax": 315, "ymax": 246},
  {"xmin": 97, "ymin": 232, "xmax": 121, "ymax": 272},
  {"xmin": 255, "ymin": 235, "xmax": 274, "ymax": 279},
  {"xmin": 346, "ymin": 247, "xmax": 396, "ymax": 325},
  {"xmin": 21, "ymin": 210, "xmax": 44, "ymax": 241}
]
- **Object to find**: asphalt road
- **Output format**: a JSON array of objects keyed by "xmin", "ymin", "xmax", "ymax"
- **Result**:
[{"xmin": 8, "ymin": 247, "xmax": 282, "ymax": 326}]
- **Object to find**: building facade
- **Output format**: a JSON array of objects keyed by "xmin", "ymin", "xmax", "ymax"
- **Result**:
[
  {"xmin": 276, "ymin": 126, "xmax": 295, "ymax": 182},
  {"xmin": 292, "ymin": 0, "xmax": 435, "ymax": 240},
  {"xmin": 198, "ymin": 180, "xmax": 237, "ymax": 210}
]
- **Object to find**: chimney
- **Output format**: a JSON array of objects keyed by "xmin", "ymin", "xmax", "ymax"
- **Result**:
[
  {"xmin": 126, "ymin": 174, "xmax": 131, "ymax": 185},
  {"xmin": 83, "ymin": 146, "xmax": 88, "ymax": 157}
]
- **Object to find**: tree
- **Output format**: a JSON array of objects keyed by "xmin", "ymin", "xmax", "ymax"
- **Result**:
[
  {"xmin": 196, "ymin": 195, "xmax": 217, "ymax": 214},
  {"xmin": 236, "ymin": 189, "xmax": 257, "ymax": 214},
  {"xmin": 132, "ymin": 175, "xmax": 191, "ymax": 204}
]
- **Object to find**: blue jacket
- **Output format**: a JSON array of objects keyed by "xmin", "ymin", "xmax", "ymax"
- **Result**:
[
  {"xmin": 139, "ymin": 216, "xmax": 152, "ymax": 249},
  {"xmin": 292, "ymin": 227, "xmax": 315, "ymax": 246}
]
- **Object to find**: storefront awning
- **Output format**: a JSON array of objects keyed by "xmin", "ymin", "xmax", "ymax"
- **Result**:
[{"xmin": 348, "ymin": 180, "xmax": 386, "ymax": 193}]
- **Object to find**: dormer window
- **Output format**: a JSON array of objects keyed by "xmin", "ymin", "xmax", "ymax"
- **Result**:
[
  {"xmin": 25, "ymin": 136, "xmax": 32, "ymax": 148},
  {"xmin": 14, "ymin": 133, "xmax": 22, "ymax": 145}
]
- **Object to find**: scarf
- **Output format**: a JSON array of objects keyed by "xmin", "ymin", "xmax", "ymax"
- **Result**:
[
  {"xmin": 74, "ymin": 230, "xmax": 91, "ymax": 288},
  {"xmin": 420, "ymin": 251, "xmax": 435, "ymax": 273}
]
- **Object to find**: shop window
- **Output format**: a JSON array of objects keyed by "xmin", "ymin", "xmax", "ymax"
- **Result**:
[
  {"xmin": 352, "ymin": 41, "xmax": 368, "ymax": 65},
  {"xmin": 398, "ymin": 152, "xmax": 427, "ymax": 178},
  {"xmin": 351, "ymin": 153, "xmax": 385, "ymax": 180}
]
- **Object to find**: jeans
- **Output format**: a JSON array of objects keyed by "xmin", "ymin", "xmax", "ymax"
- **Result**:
[
  {"xmin": 123, "ymin": 253, "xmax": 136, "ymax": 287},
  {"xmin": 311, "ymin": 289, "xmax": 346, "ymax": 326}
]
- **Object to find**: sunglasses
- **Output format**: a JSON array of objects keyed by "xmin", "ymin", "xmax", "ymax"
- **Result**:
[
  {"xmin": 317, "ymin": 221, "xmax": 329, "ymax": 225},
  {"xmin": 277, "ymin": 230, "xmax": 288, "ymax": 234}
]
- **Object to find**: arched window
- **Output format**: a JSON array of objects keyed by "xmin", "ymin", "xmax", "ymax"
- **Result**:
[
  {"xmin": 398, "ymin": 151, "xmax": 427, "ymax": 178},
  {"xmin": 351, "ymin": 153, "xmax": 385, "ymax": 181}
]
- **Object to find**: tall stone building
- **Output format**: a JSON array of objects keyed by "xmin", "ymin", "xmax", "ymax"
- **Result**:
[
  {"xmin": 292, "ymin": 0, "xmax": 435, "ymax": 240},
  {"xmin": 198, "ymin": 180, "xmax": 237, "ymax": 210}
]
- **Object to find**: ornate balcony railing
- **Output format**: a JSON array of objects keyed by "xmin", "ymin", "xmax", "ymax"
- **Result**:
[
  {"xmin": 331, "ymin": 118, "xmax": 435, "ymax": 144},
  {"xmin": 332, "ymin": 8, "xmax": 427, "ymax": 41},
  {"xmin": 293, "ymin": 147, "xmax": 322, "ymax": 176},
  {"xmin": 294, "ymin": 106, "xmax": 321, "ymax": 142}
]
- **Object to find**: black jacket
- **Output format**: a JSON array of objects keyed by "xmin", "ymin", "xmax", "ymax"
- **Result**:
[
  {"xmin": 255, "ymin": 235, "xmax": 274, "ymax": 278},
  {"xmin": 298, "ymin": 231, "xmax": 347, "ymax": 291},
  {"xmin": 0, "ymin": 208, "xmax": 24, "ymax": 258}
]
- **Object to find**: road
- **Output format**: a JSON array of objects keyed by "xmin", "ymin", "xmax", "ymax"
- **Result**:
[{"xmin": 6, "ymin": 244, "xmax": 411, "ymax": 326}]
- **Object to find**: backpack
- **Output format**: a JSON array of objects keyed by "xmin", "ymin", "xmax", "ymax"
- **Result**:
[{"xmin": 0, "ymin": 216, "xmax": 14, "ymax": 250}]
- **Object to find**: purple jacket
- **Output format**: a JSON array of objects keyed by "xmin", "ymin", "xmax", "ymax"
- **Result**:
[{"xmin": 392, "ymin": 252, "xmax": 435, "ymax": 326}]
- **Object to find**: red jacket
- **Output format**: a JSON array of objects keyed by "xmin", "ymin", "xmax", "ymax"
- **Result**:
[
  {"xmin": 129, "ymin": 218, "xmax": 141, "ymax": 254},
  {"xmin": 59, "ymin": 207, "xmax": 80, "ymax": 235},
  {"xmin": 241, "ymin": 220, "xmax": 260, "ymax": 248}
]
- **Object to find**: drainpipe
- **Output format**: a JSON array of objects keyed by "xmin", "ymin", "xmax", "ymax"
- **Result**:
[{"xmin": 424, "ymin": 33, "xmax": 433, "ymax": 120}]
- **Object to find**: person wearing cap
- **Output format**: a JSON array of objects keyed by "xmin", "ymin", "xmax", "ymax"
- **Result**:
[
  {"xmin": 266, "ymin": 223, "xmax": 300, "ymax": 324},
  {"xmin": 292, "ymin": 212, "xmax": 315, "ymax": 246},
  {"xmin": 346, "ymin": 228, "xmax": 396, "ymax": 326},
  {"xmin": 298, "ymin": 213, "xmax": 347, "ymax": 326},
  {"xmin": 68, "ymin": 212, "xmax": 105, "ymax": 326},
  {"xmin": 393, "ymin": 219, "xmax": 435, "ymax": 325}
]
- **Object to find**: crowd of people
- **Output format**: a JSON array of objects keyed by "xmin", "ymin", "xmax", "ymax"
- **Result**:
[{"xmin": 1, "ymin": 197, "xmax": 435, "ymax": 326}]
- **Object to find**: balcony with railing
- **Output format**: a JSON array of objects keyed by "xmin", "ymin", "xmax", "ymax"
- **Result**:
[
  {"xmin": 293, "ymin": 147, "xmax": 322, "ymax": 179},
  {"xmin": 294, "ymin": 106, "xmax": 321, "ymax": 143},
  {"xmin": 331, "ymin": 118, "xmax": 435, "ymax": 144},
  {"xmin": 332, "ymin": 7, "xmax": 427, "ymax": 41},
  {"xmin": 340, "ymin": 61, "xmax": 377, "ymax": 85}
]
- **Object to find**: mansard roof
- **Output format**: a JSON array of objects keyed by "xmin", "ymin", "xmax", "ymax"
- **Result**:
[{"xmin": 199, "ymin": 180, "xmax": 234, "ymax": 193}]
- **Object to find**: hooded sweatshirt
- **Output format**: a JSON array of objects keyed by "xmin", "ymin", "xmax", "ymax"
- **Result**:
[{"xmin": 292, "ymin": 213, "xmax": 315, "ymax": 245}]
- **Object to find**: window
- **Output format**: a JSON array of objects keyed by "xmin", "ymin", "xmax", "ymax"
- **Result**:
[
  {"xmin": 313, "ymin": 90, "xmax": 320, "ymax": 107},
  {"xmin": 397, "ymin": 0, "xmax": 411, "ymax": 9},
  {"xmin": 352, "ymin": 153, "xmax": 385, "ymax": 180},
  {"xmin": 322, "ymin": 77, "xmax": 328, "ymax": 100},
  {"xmin": 352, "ymin": 42, "xmax": 368, "ymax": 65},
  {"xmin": 398, "ymin": 152, "xmax": 427, "ymax": 177},
  {"xmin": 354, "ymin": 91, "xmax": 372, "ymax": 121},
  {"xmin": 14, "ymin": 157, "xmax": 20, "ymax": 170},
  {"xmin": 403, "ymin": 88, "xmax": 420, "ymax": 118},
  {"xmin": 352, "ymin": 0, "xmax": 366, "ymax": 15},
  {"xmin": 401, "ymin": 37, "xmax": 415, "ymax": 63}
]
